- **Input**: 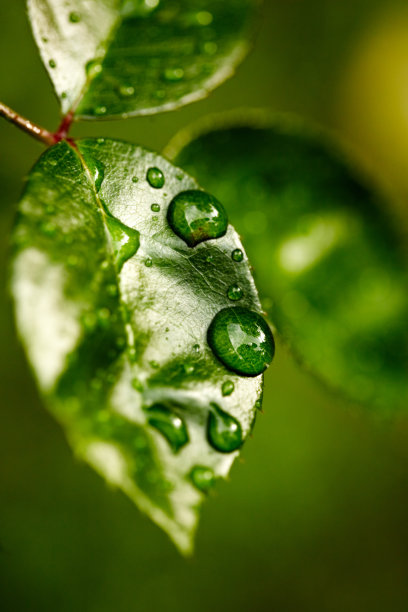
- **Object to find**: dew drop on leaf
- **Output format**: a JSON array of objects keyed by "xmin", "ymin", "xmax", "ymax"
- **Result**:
[
  {"xmin": 231, "ymin": 248, "xmax": 244, "ymax": 262},
  {"xmin": 49, "ymin": 59, "xmax": 56, "ymax": 68},
  {"xmin": 118, "ymin": 84, "xmax": 135, "ymax": 98},
  {"xmin": 85, "ymin": 59, "xmax": 102, "ymax": 79},
  {"xmin": 151, "ymin": 203, "xmax": 160, "ymax": 212},
  {"xmin": 162, "ymin": 67, "xmax": 185, "ymax": 82},
  {"xmin": 167, "ymin": 190, "xmax": 228, "ymax": 247},
  {"xmin": 207, "ymin": 403, "xmax": 242, "ymax": 453},
  {"xmin": 69, "ymin": 11, "xmax": 81, "ymax": 23},
  {"xmin": 146, "ymin": 167, "xmax": 165, "ymax": 189},
  {"xmin": 131, "ymin": 176, "xmax": 139, "ymax": 183},
  {"xmin": 105, "ymin": 215, "xmax": 140, "ymax": 271},
  {"xmin": 95, "ymin": 106, "xmax": 107, "ymax": 116},
  {"xmin": 189, "ymin": 466, "xmax": 216, "ymax": 493},
  {"xmin": 196, "ymin": 10, "xmax": 213, "ymax": 25},
  {"xmin": 227, "ymin": 283, "xmax": 243, "ymax": 301},
  {"xmin": 145, "ymin": 404, "xmax": 189, "ymax": 453},
  {"xmin": 221, "ymin": 380, "xmax": 235, "ymax": 396},
  {"xmin": 207, "ymin": 307, "xmax": 275, "ymax": 376},
  {"xmin": 144, "ymin": 257, "xmax": 153, "ymax": 267}
]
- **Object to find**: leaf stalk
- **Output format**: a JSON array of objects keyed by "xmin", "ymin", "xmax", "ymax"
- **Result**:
[{"xmin": 0, "ymin": 101, "xmax": 57, "ymax": 146}]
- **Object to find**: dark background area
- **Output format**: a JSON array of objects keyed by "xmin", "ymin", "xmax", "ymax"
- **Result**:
[{"xmin": 1, "ymin": 1, "xmax": 408, "ymax": 610}]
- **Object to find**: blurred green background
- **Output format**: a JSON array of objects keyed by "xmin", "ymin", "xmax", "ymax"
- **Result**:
[{"xmin": 2, "ymin": 1, "xmax": 408, "ymax": 610}]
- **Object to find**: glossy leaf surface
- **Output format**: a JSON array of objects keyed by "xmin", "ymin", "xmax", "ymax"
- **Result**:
[
  {"xmin": 11, "ymin": 138, "xmax": 267, "ymax": 553},
  {"xmin": 167, "ymin": 113, "xmax": 408, "ymax": 412},
  {"xmin": 27, "ymin": 0, "xmax": 260, "ymax": 119}
]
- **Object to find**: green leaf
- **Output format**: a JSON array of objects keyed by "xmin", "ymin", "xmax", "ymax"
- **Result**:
[
  {"xmin": 11, "ymin": 137, "xmax": 270, "ymax": 553},
  {"xmin": 166, "ymin": 111, "xmax": 408, "ymax": 413},
  {"xmin": 27, "ymin": 0, "xmax": 260, "ymax": 119}
]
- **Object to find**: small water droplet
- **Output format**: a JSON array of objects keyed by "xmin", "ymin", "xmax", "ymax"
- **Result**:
[
  {"xmin": 227, "ymin": 283, "xmax": 243, "ymax": 301},
  {"xmin": 183, "ymin": 363, "xmax": 194, "ymax": 375},
  {"xmin": 207, "ymin": 403, "xmax": 242, "ymax": 453},
  {"xmin": 193, "ymin": 343, "xmax": 200, "ymax": 352},
  {"xmin": 86, "ymin": 59, "xmax": 102, "ymax": 78},
  {"xmin": 162, "ymin": 67, "xmax": 184, "ymax": 82},
  {"xmin": 106, "ymin": 215, "xmax": 140, "ymax": 271},
  {"xmin": 150, "ymin": 360, "xmax": 159, "ymax": 369},
  {"xmin": 207, "ymin": 307, "xmax": 275, "ymax": 376},
  {"xmin": 151, "ymin": 203, "xmax": 160, "ymax": 212},
  {"xmin": 67, "ymin": 254, "xmax": 79, "ymax": 268},
  {"xmin": 189, "ymin": 466, "xmax": 215, "ymax": 493},
  {"xmin": 42, "ymin": 37, "xmax": 48, "ymax": 43},
  {"xmin": 97, "ymin": 138, "xmax": 105, "ymax": 144},
  {"xmin": 153, "ymin": 89, "xmax": 166, "ymax": 100},
  {"xmin": 231, "ymin": 249, "xmax": 244, "ymax": 262},
  {"xmin": 40, "ymin": 222, "xmax": 56, "ymax": 236},
  {"xmin": 255, "ymin": 398, "xmax": 262, "ymax": 410},
  {"xmin": 132, "ymin": 378, "xmax": 143, "ymax": 392},
  {"xmin": 176, "ymin": 173, "xmax": 183, "ymax": 181},
  {"xmin": 61, "ymin": 92, "xmax": 67, "ymax": 99},
  {"xmin": 86, "ymin": 157, "xmax": 105, "ymax": 192},
  {"xmin": 118, "ymin": 84, "xmax": 135, "ymax": 97},
  {"xmin": 196, "ymin": 10, "xmax": 213, "ymax": 25},
  {"xmin": 144, "ymin": 257, "xmax": 153, "ymax": 267},
  {"xmin": 97, "ymin": 307, "xmax": 111, "ymax": 327},
  {"xmin": 69, "ymin": 11, "xmax": 81, "ymax": 23},
  {"xmin": 145, "ymin": 403, "xmax": 189, "ymax": 453},
  {"xmin": 131, "ymin": 176, "xmax": 139, "ymax": 183},
  {"xmin": 221, "ymin": 380, "xmax": 235, "ymax": 396},
  {"xmin": 107, "ymin": 284, "xmax": 118, "ymax": 297},
  {"xmin": 206, "ymin": 254, "xmax": 214, "ymax": 263},
  {"xmin": 146, "ymin": 167, "xmax": 165, "ymax": 189},
  {"xmin": 203, "ymin": 41, "xmax": 217, "ymax": 55},
  {"xmin": 95, "ymin": 105, "xmax": 107, "ymax": 115},
  {"xmin": 82, "ymin": 312, "xmax": 97, "ymax": 331},
  {"xmin": 49, "ymin": 59, "xmax": 56, "ymax": 68},
  {"xmin": 167, "ymin": 190, "xmax": 228, "ymax": 247}
]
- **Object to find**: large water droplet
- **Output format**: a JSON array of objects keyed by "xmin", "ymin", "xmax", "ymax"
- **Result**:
[
  {"xmin": 167, "ymin": 190, "xmax": 228, "ymax": 247},
  {"xmin": 207, "ymin": 403, "xmax": 242, "ymax": 453},
  {"xmin": 146, "ymin": 167, "xmax": 165, "ymax": 189},
  {"xmin": 106, "ymin": 215, "xmax": 140, "ymax": 271},
  {"xmin": 189, "ymin": 466, "xmax": 215, "ymax": 493},
  {"xmin": 145, "ymin": 403, "xmax": 188, "ymax": 453},
  {"xmin": 231, "ymin": 248, "xmax": 244, "ymax": 262},
  {"xmin": 151, "ymin": 203, "xmax": 160, "ymax": 212},
  {"xmin": 227, "ymin": 283, "xmax": 243, "ymax": 301},
  {"xmin": 207, "ymin": 307, "xmax": 275, "ymax": 376},
  {"xmin": 86, "ymin": 157, "xmax": 105, "ymax": 192}
]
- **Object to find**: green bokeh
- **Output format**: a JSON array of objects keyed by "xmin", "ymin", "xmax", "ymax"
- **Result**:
[{"xmin": 1, "ymin": 1, "xmax": 408, "ymax": 611}]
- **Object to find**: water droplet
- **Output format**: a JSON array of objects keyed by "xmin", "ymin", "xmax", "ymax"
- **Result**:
[
  {"xmin": 144, "ymin": 257, "xmax": 153, "ymax": 267},
  {"xmin": 40, "ymin": 222, "xmax": 56, "ymax": 237},
  {"xmin": 231, "ymin": 249, "xmax": 243, "ymax": 262},
  {"xmin": 67, "ymin": 254, "xmax": 79, "ymax": 267},
  {"xmin": 61, "ymin": 92, "xmax": 67, "ymax": 99},
  {"xmin": 150, "ymin": 360, "xmax": 159, "ymax": 369},
  {"xmin": 42, "ymin": 37, "xmax": 48, "ymax": 43},
  {"xmin": 203, "ymin": 41, "xmax": 217, "ymax": 55},
  {"xmin": 107, "ymin": 284, "xmax": 118, "ymax": 297},
  {"xmin": 132, "ymin": 176, "xmax": 139, "ymax": 183},
  {"xmin": 193, "ymin": 343, "xmax": 200, "ymax": 353},
  {"xmin": 153, "ymin": 89, "xmax": 166, "ymax": 100},
  {"xmin": 207, "ymin": 307, "xmax": 275, "ymax": 376},
  {"xmin": 86, "ymin": 157, "xmax": 105, "ymax": 192},
  {"xmin": 69, "ymin": 11, "xmax": 81, "ymax": 23},
  {"xmin": 207, "ymin": 403, "xmax": 242, "ymax": 453},
  {"xmin": 86, "ymin": 59, "xmax": 102, "ymax": 79},
  {"xmin": 196, "ymin": 10, "xmax": 213, "ymax": 25},
  {"xmin": 255, "ymin": 398, "xmax": 262, "ymax": 410},
  {"xmin": 97, "ymin": 138, "xmax": 105, "ymax": 144},
  {"xmin": 146, "ymin": 167, "xmax": 165, "ymax": 189},
  {"xmin": 95, "ymin": 106, "xmax": 107, "ymax": 116},
  {"xmin": 118, "ymin": 84, "xmax": 135, "ymax": 97},
  {"xmin": 49, "ymin": 59, "xmax": 56, "ymax": 68},
  {"xmin": 183, "ymin": 363, "xmax": 194, "ymax": 375},
  {"xmin": 145, "ymin": 403, "xmax": 189, "ymax": 453},
  {"xmin": 121, "ymin": 0, "xmax": 159, "ymax": 18},
  {"xmin": 189, "ymin": 466, "xmax": 215, "ymax": 493},
  {"xmin": 227, "ymin": 284, "xmax": 243, "ymax": 301},
  {"xmin": 97, "ymin": 307, "xmax": 111, "ymax": 327},
  {"xmin": 151, "ymin": 203, "xmax": 160, "ymax": 212},
  {"xmin": 106, "ymin": 215, "xmax": 140, "ymax": 271},
  {"xmin": 176, "ymin": 173, "xmax": 183, "ymax": 181},
  {"xmin": 221, "ymin": 380, "xmax": 234, "ymax": 396},
  {"xmin": 163, "ymin": 67, "xmax": 184, "ymax": 82},
  {"xmin": 167, "ymin": 190, "xmax": 228, "ymax": 247}
]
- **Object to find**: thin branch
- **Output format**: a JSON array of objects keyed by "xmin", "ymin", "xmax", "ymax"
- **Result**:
[{"xmin": 0, "ymin": 101, "xmax": 56, "ymax": 146}]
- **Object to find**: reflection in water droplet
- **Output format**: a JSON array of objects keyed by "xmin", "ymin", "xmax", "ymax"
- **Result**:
[
  {"xmin": 145, "ymin": 403, "xmax": 189, "ymax": 453},
  {"xmin": 49, "ymin": 59, "xmax": 56, "ymax": 68},
  {"xmin": 106, "ymin": 215, "xmax": 140, "ymax": 271},
  {"xmin": 207, "ymin": 403, "xmax": 242, "ymax": 453},
  {"xmin": 207, "ymin": 307, "xmax": 275, "ymax": 376},
  {"xmin": 163, "ymin": 67, "xmax": 184, "ymax": 82},
  {"xmin": 167, "ymin": 190, "xmax": 228, "ymax": 247},
  {"xmin": 190, "ymin": 466, "xmax": 215, "ymax": 493},
  {"xmin": 69, "ymin": 11, "xmax": 81, "ymax": 23},
  {"xmin": 146, "ymin": 167, "xmax": 165, "ymax": 188},
  {"xmin": 221, "ymin": 380, "xmax": 235, "ymax": 396},
  {"xmin": 119, "ymin": 84, "xmax": 135, "ymax": 98},
  {"xmin": 231, "ymin": 248, "xmax": 244, "ymax": 262},
  {"xmin": 86, "ymin": 156, "xmax": 105, "ymax": 192},
  {"xmin": 227, "ymin": 284, "xmax": 243, "ymax": 301},
  {"xmin": 151, "ymin": 203, "xmax": 160, "ymax": 212}
]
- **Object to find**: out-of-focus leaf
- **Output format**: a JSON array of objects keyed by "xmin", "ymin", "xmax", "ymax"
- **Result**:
[
  {"xmin": 27, "ymin": 0, "xmax": 260, "ymax": 119},
  {"xmin": 166, "ymin": 111, "xmax": 408, "ymax": 412},
  {"xmin": 11, "ymin": 137, "xmax": 271, "ymax": 553}
]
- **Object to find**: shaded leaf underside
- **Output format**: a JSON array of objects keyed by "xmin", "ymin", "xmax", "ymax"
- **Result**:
[
  {"xmin": 167, "ymin": 112, "xmax": 408, "ymax": 412},
  {"xmin": 11, "ymin": 138, "xmax": 263, "ymax": 553},
  {"xmin": 28, "ymin": 0, "xmax": 260, "ymax": 118}
]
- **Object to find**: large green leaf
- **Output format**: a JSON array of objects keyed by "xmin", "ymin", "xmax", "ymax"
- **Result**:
[
  {"xmin": 166, "ymin": 112, "xmax": 408, "ymax": 412},
  {"xmin": 11, "ymin": 137, "xmax": 273, "ymax": 553},
  {"xmin": 27, "ymin": 0, "xmax": 260, "ymax": 119}
]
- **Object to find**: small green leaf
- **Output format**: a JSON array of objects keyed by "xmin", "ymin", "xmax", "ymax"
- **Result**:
[
  {"xmin": 27, "ymin": 0, "xmax": 260, "ymax": 119},
  {"xmin": 167, "ymin": 112, "xmax": 408, "ymax": 412},
  {"xmin": 11, "ymin": 137, "xmax": 269, "ymax": 553}
]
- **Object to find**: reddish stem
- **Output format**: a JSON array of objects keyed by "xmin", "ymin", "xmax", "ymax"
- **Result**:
[
  {"xmin": 54, "ymin": 111, "xmax": 75, "ymax": 142},
  {"xmin": 0, "ymin": 101, "xmax": 56, "ymax": 146}
]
